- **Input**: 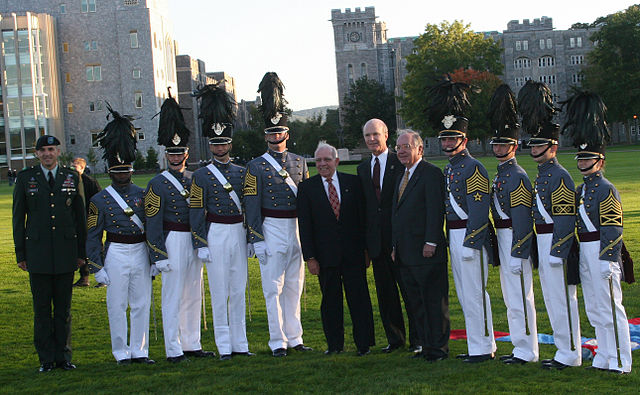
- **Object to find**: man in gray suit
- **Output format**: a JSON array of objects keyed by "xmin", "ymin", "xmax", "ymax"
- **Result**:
[{"xmin": 391, "ymin": 131, "xmax": 449, "ymax": 362}]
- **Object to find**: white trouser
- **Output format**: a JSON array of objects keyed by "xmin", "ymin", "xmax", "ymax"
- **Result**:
[
  {"xmin": 161, "ymin": 231, "xmax": 203, "ymax": 358},
  {"xmin": 260, "ymin": 217, "xmax": 305, "ymax": 351},
  {"xmin": 449, "ymin": 228, "xmax": 496, "ymax": 356},
  {"xmin": 579, "ymin": 240, "xmax": 632, "ymax": 373},
  {"xmin": 537, "ymin": 233, "xmax": 582, "ymax": 366},
  {"xmin": 497, "ymin": 228, "xmax": 539, "ymax": 362},
  {"xmin": 206, "ymin": 222, "xmax": 249, "ymax": 355},
  {"xmin": 104, "ymin": 242, "xmax": 151, "ymax": 361}
]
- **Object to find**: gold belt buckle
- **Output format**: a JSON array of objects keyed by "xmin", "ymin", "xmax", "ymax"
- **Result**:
[
  {"xmin": 278, "ymin": 169, "xmax": 288, "ymax": 179},
  {"xmin": 124, "ymin": 206, "xmax": 134, "ymax": 217},
  {"xmin": 223, "ymin": 182, "xmax": 233, "ymax": 192}
]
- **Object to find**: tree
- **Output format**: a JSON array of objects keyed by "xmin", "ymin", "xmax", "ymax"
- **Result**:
[
  {"xmin": 145, "ymin": 147, "xmax": 158, "ymax": 170},
  {"xmin": 288, "ymin": 112, "xmax": 340, "ymax": 156},
  {"xmin": 133, "ymin": 150, "xmax": 146, "ymax": 171},
  {"xmin": 58, "ymin": 151, "xmax": 74, "ymax": 166},
  {"xmin": 232, "ymin": 106, "xmax": 269, "ymax": 164},
  {"xmin": 86, "ymin": 148, "xmax": 99, "ymax": 173},
  {"xmin": 583, "ymin": 4, "xmax": 640, "ymax": 143},
  {"xmin": 400, "ymin": 20, "xmax": 503, "ymax": 134},
  {"xmin": 341, "ymin": 76, "xmax": 397, "ymax": 148}
]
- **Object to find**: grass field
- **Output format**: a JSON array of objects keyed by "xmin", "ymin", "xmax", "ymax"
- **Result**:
[{"xmin": 0, "ymin": 147, "xmax": 638, "ymax": 394}]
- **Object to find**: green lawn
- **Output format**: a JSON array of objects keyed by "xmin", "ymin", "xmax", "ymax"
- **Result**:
[{"xmin": 1, "ymin": 148, "xmax": 638, "ymax": 393}]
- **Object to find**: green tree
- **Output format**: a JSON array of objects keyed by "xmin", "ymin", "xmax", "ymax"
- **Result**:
[
  {"xmin": 59, "ymin": 151, "xmax": 74, "ymax": 166},
  {"xmin": 288, "ymin": 112, "xmax": 340, "ymax": 156},
  {"xmin": 400, "ymin": 20, "xmax": 503, "ymax": 133},
  {"xmin": 133, "ymin": 150, "xmax": 146, "ymax": 171},
  {"xmin": 232, "ymin": 106, "xmax": 268, "ymax": 164},
  {"xmin": 86, "ymin": 148, "xmax": 99, "ymax": 173},
  {"xmin": 341, "ymin": 76, "xmax": 397, "ymax": 149},
  {"xmin": 583, "ymin": 4, "xmax": 640, "ymax": 142},
  {"xmin": 145, "ymin": 147, "xmax": 158, "ymax": 170}
]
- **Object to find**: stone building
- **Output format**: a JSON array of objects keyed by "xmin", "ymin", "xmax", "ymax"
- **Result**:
[{"xmin": 0, "ymin": 0, "xmax": 178, "ymax": 171}]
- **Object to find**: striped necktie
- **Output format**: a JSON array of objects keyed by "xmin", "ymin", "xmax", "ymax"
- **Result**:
[
  {"xmin": 326, "ymin": 177, "xmax": 340, "ymax": 219},
  {"xmin": 398, "ymin": 169, "xmax": 410, "ymax": 200}
]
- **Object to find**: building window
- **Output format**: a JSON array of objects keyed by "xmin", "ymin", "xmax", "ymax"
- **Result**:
[
  {"xmin": 96, "ymin": 100, "xmax": 104, "ymax": 110},
  {"xmin": 546, "ymin": 38, "xmax": 552, "ymax": 49},
  {"xmin": 65, "ymin": 73, "xmax": 71, "ymax": 83},
  {"xmin": 570, "ymin": 37, "xmax": 576, "ymax": 48},
  {"xmin": 360, "ymin": 62, "xmax": 367, "ymax": 78},
  {"xmin": 86, "ymin": 65, "xmax": 102, "ymax": 81},
  {"xmin": 67, "ymin": 103, "xmax": 74, "ymax": 113},
  {"xmin": 538, "ymin": 56, "xmax": 555, "ymax": 68},
  {"xmin": 134, "ymin": 92, "xmax": 143, "ymax": 108},
  {"xmin": 523, "ymin": 40, "xmax": 528, "ymax": 50},
  {"xmin": 539, "ymin": 75, "xmax": 556, "ymax": 84},
  {"xmin": 347, "ymin": 64, "xmax": 354, "ymax": 85},
  {"xmin": 572, "ymin": 73, "xmax": 585, "ymax": 84},
  {"xmin": 60, "ymin": 4, "xmax": 67, "ymax": 13},
  {"xmin": 70, "ymin": 134, "xmax": 76, "ymax": 145},
  {"xmin": 132, "ymin": 68, "xmax": 141, "ymax": 79},
  {"xmin": 89, "ymin": 101, "xmax": 95, "ymax": 112},
  {"xmin": 577, "ymin": 37, "xmax": 582, "ymax": 47},
  {"xmin": 91, "ymin": 131, "xmax": 100, "ymax": 147},
  {"xmin": 515, "ymin": 41, "xmax": 521, "ymax": 51},
  {"xmin": 124, "ymin": 0, "xmax": 139, "ymax": 5},
  {"xmin": 130, "ymin": 31, "xmax": 138, "ymax": 48},
  {"xmin": 539, "ymin": 39, "xmax": 545, "ymax": 49},
  {"xmin": 81, "ymin": 0, "xmax": 96, "ymax": 13},
  {"xmin": 514, "ymin": 57, "xmax": 531, "ymax": 69},
  {"xmin": 138, "ymin": 131, "xmax": 145, "ymax": 140},
  {"xmin": 570, "ymin": 55, "xmax": 584, "ymax": 65},
  {"xmin": 63, "ymin": 42, "xmax": 69, "ymax": 52}
]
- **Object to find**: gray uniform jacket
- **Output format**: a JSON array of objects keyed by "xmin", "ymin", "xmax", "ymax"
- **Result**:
[
  {"xmin": 576, "ymin": 170, "xmax": 623, "ymax": 262},
  {"xmin": 86, "ymin": 184, "xmax": 146, "ymax": 272},
  {"xmin": 190, "ymin": 160, "xmax": 245, "ymax": 249},
  {"xmin": 144, "ymin": 169, "xmax": 192, "ymax": 263},
  {"xmin": 532, "ymin": 158, "xmax": 575, "ymax": 259},
  {"xmin": 243, "ymin": 149, "xmax": 308, "ymax": 243},
  {"xmin": 444, "ymin": 149, "xmax": 491, "ymax": 250},
  {"xmin": 491, "ymin": 158, "xmax": 534, "ymax": 259}
]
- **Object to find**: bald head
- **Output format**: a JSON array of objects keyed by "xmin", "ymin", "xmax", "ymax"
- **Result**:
[{"xmin": 362, "ymin": 118, "xmax": 388, "ymax": 156}]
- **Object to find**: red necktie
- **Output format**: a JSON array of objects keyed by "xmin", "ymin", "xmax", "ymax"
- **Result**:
[
  {"xmin": 372, "ymin": 157, "xmax": 381, "ymax": 202},
  {"xmin": 327, "ymin": 178, "xmax": 340, "ymax": 220}
]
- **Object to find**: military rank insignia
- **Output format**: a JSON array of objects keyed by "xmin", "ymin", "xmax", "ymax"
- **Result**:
[
  {"xmin": 144, "ymin": 186, "xmax": 161, "ymax": 217},
  {"xmin": 244, "ymin": 171, "xmax": 257, "ymax": 196},
  {"xmin": 551, "ymin": 179, "xmax": 575, "ymax": 215},
  {"xmin": 599, "ymin": 190, "xmax": 623, "ymax": 226},
  {"xmin": 189, "ymin": 181, "xmax": 203, "ymax": 209},
  {"xmin": 61, "ymin": 174, "xmax": 76, "ymax": 193},
  {"xmin": 510, "ymin": 180, "xmax": 532, "ymax": 208},
  {"xmin": 466, "ymin": 166, "xmax": 490, "ymax": 201},
  {"xmin": 87, "ymin": 201, "xmax": 98, "ymax": 229}
]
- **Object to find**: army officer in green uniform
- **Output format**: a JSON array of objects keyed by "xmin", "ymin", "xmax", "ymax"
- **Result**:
[{"xmin": 12, "ymin": 135, "xmax": 87, "ymax": 372}]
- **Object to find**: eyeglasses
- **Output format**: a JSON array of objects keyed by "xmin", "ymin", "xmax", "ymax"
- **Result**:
[{"xmin": 395, "ymin": 144, "xmax": 416, "ymax": 151}]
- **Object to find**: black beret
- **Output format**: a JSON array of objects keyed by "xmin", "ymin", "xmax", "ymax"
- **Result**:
[{"xmin": 35, "ymin": 135, "xmax": 61, "ymax": 150}]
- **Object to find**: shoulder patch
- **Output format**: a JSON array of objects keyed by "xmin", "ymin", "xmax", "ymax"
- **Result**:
[
  {"xmin": 244, "ymin": 170, "xmax": 257, "ymax": 196},
  {"xmin": 510, "ymin": 179, "xmax": 532, "ymax": 208},
  {"xmin": 466, "ymin": 166, "xmax": 490, "ymax": 195},
  {"xmin": 144, "ymin": 185, "xmax": 161, "ymax": 217},
  {"xmin": 87, "ymin": 201, "xmax": 98, "ymax": 229},
  {"xmin": 600, "ymin": 190, "xmax": 622, "ymax": 226},
  {"xmin": 190, "ymin": 180, "xmax": 203, "ymax": 209},
  {"xmin": 551, "ymin": 179, "xmax": 575, "ymax": 215}
]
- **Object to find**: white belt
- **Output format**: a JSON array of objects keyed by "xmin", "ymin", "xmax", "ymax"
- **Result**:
[
  {"xmin": 261, "ymin": 152, "xmax": 298, "ymax": 196},
  {"xmin": 535, "ymin": 190, "xmax": 553, "ymax": 224},
  {"xmin": 161, "ymin": 170, "xmax": 190, "ymax": 204},
  {"xmin": 578, "ymin": 185, "xmax": 597, "ymax": 232},
  {"xmin": 448, "ymin": 192, "xmax": 468, "ymax": 220},
  {"xmin": 206, "ymin": 163, "xmax": 242, "ymax": 213},
  {"xmin": 105, "ymin": 185, "xmax": 144, "ymax": 232}
]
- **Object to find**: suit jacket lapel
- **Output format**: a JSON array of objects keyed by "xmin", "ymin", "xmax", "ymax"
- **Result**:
[{"xmin": 381, "ymin": 153, "xmax": 396, "ymax": 195}]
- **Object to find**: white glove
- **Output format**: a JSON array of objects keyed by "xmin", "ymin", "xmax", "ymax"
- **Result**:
[
  {"xmin": 254, "ymin": 241, "xmax": 269, "ymax": 266},
  {"xmin": 156, "ymin": 259, "xmax": 171, "ymax": 272},
  {"xmin": 94, "ymin": 268, "xmax": 110, "ymax": 286},
  {"xmin": 150, "ymin": 264, "xmax": 160, "ymax": 277},
  {"xmin": 462, "ymin": 246, "xmax": 477, "ymax": 261},
  {"xmin": 599, "ymin": 260, "xmax": 613, "ymax": 280},
  {"xmin": 508, "ymin": 257, "xmax": 523, "ymax": 275},
  {"xmin": 548, "ymin": 255, "xmax": 563, "ymax": 267},
  {"xmin": 197, "ymin": 247, "xmax": 211, "ymax": 262},
  {"xmin": 247, "ymin": 244, "xmax": 255, "ymax": 258}
]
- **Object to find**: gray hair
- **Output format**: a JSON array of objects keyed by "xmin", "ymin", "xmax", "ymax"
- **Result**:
[
  {"xmin": 314, "ymin": 141, "xmax": 338, "ymax": 159},
  {"xmin": 398, "ymin": 130, "xmax": 423, "ymax": 148}
]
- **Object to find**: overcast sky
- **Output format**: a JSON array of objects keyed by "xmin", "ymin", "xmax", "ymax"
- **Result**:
[{"xmin": 168, "ymin": 0, "xmax": 636, "ymax": 111}]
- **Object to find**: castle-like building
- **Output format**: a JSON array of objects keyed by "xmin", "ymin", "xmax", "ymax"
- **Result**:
[{"xmin": 331, "ymin": 7, "xmax": 597, "ymax": 137}]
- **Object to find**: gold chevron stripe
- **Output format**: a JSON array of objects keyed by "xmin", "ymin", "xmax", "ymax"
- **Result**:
[
  {"xmin": 599, "ymin": 190, "xmax": 623, "ymax": 226},
  {"xmin": 189, "ymin": 180, "xmax": 204, "ymax": 209},
  {"xmin": 248, "ymin": 225, "xmax": 264, "ymax": 240},
  {"xmin": 191, "ymin": 230, "xmax": 207, "ymax": 245},
  {"xmin": 512, "ymin": 231, "xmax": 533, "ymax": 253},
  {"xmin": 466, "ymin": 166, "xmax": 490, "ymax": 195},
  {"xmin": 146, "ymin": 240, "xmax": 168, "ymax": 257},
  {"xmin": 599, "ymin": 234, "xmax": 623, "ymax": 258},
  {"xmin": 551, "ymin": 232, "xmax": 574, "ymax": 250},
  {"xmin": 144, "ymin": 185, "xmax": 161, "ymax": 217},
  {"xmin": 87, "ymin": 201, "xmax": 98, "ymax": 229},
  {"xmin": 464, "ymin": 222, "xmax": 488, "ymax": 242},
  {"xmin": 243, "ymin": 170, "xmax": 257, "ymax": 196},
  {"xmin": 551, "ymin": 179, "xmax": 575, "ymax": 216},
  {"xmin": 510, "ymin": 180, "xmax": 532, "ymax": 208}
]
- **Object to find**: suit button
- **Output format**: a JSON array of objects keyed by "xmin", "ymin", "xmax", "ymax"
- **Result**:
[
  {"xmin": 51, "ymin": 215, "xmax": 55, "ymax": 219},
  {"xmin": 52, "ymin": 226, "xmax": 56, "ymax": 230},
  {"xmin": 377, "ymin": 208, "xmax": 382, "ymax": 212},
  {"xmin": 51, "ymin": 204, "xmax": 55, "ymax": 208},
  {"xmin": 50, "ymin": 193, "xmax": 54, "ymax": 197}
]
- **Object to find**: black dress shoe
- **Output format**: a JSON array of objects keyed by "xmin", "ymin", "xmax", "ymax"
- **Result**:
[
  {"xmin": 357, "ymin": 348, "xmax": 370, "ymax": 356},
  {"xmin": 540, "ymin": 358, "xmax": 553, "ymax": 364},
  {"xmin": 184, "ymin": 350, "xmax": 216, "ymax": 358},
  {"xmin": 94, "ymin": 283, "xmax": 107, "ymax": 288},
  {"xmin": 503, "ymin": 357, "xmax": 527, "ymax": 365},
  {"xmin": 463, "ymin": 353, "xmax": 495, "ymax": 363},
  {"xmin": 426, "ymin": 354, "xmax": 449, "ymax": 363},
  {"xmin": 231, "ymin": 351, "xmax": 256, "ymax": 357},
  {"xmin": 410, "ymin": 352, "xmax": 425, "ymax": 359},
  {"xmin": 606, "ymin": 369, "xmax": 628, "ymax": 375},
  {"xmin": 56, "ymin": 361, "xmax": 77, "ymax": 370},
  {"xmin": 167, "ymin": 355, "xmax": 187, "ymax": 363},
  {"xmin": 117, "ymin": 359, "xmax": 131, "ymax": 365},
  {"xmin": 499, "ymin": 353, "xmax": 514, "ymax": 361},
  {"xmin": 292, "ymin": 344, "xmax": 313, "ymax": 352},
  {"xmin": 219, "ymin": 354, "xmax": 232, "ymax": 361},
  {"xmin": 132, "ymin": 357, "xmax": 155, "ymax": 364},
  {"xmin": 541, "ymin": 359, "xmax": 569, "ymax": 370},
  {"xmin": 73, "ymin": 278, "xmax": 90, "ymax": 287},
  {"xmin": 586, "ymin": 365, "xmax": 605, "ymax": 371},
  {"xmin": 381, "ymin": 343, "xmax": 403, "ymax": 353},
  {"xmin": 39, "ymin": 363, "xmax": 54, "ymax": 372},
  {"xmin": 272, "ymin": 348, "xmax": 287, "ymax": 357},
  {"xmin": 324, "ymin": 350, "xmax": 343, "ymax": 355},
  {"xmin": 408, "ymin": 345, "xmax": 422, "ymax": 354}
]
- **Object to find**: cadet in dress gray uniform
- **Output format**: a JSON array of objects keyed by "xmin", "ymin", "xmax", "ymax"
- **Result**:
[
  {"xmin": 190, "ymin": 83, "xmax": 253, "ymax": 360},
  {"xmin": 87, "ymin": 106, "xmax": 154, "ymax": 365},
  {"xmin": 243, "ymin": 72, "xmax": 311, "ymax": 357},
  {"xmin": 562, "ymin": 91, "xmax": 633, "ymax": 374},
  {"xmin": 487, "ymin": 85, "xmax": 539, "ymax": 365},
  {"xmin": 519, "ymin": 80, "xmax": 581, "ymax": 370},
  {"xmin": 428, "ymin": 77, "xmax": 497, "ymax": 363},
  {"xmin": 145, "ymin": 92, "xmax": 214, "ymax": 363}
]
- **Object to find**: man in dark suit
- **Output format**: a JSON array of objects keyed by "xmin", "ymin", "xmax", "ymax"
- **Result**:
[
  {"xmin": 71, "ymin": 157, "xmax": 102, "ymax": 287},
  {"xmin": 12, "ymin": 135, "xmax": 86, "ymax": 372},
  {"xmin": 298, "ymin": 143, "xmax": 375, "ymax": 356},
  {"xmin": 357, "ymin": 118, "xmax": 418, "ymax": 353},
  {"xmin": 391, "ymin": 131, "xmax": 449, "ymax": 362}
]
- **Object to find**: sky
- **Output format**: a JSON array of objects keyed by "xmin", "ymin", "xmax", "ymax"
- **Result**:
[{"xmin": 167, "ymin": 0, "xmax": 636, "ymax": 111}]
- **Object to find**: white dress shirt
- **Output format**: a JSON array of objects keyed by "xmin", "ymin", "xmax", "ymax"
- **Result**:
[
  {"xmin": 370, "ymin": 148, "xmax": 388, "ymax": 190},
  {"xmin": 322, "ymin": 172, "xmax": 341, "ymax": 203}
]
